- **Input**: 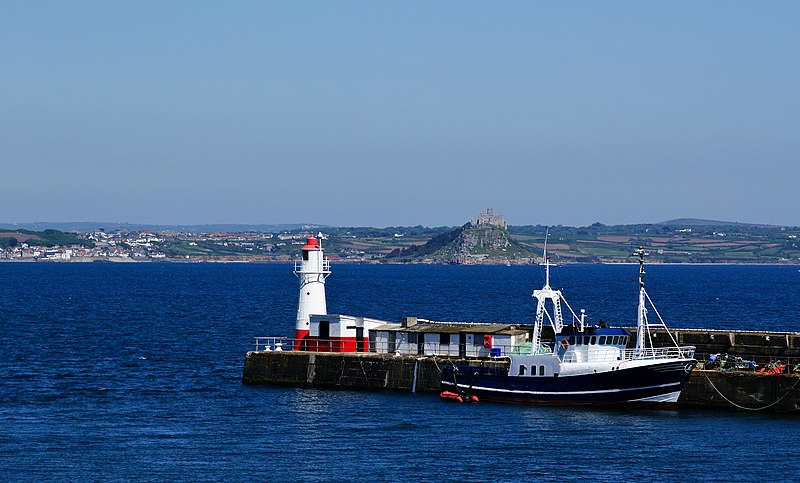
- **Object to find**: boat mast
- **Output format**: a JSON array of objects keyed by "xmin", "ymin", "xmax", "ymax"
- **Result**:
[
  {"xmin": 633, "ymin": 245, "xmax": 683, "ymax": 353},
  {"xmin": 635, "ymin": 246, "xmax": 647, "ymax": 353},
  {"xmin": 531, "ymin": 231, "xmax": 578, "ymax": 353}
]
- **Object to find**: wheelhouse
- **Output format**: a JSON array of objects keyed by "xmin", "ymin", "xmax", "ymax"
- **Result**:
[{"xmin": 557, "ymin": 328, "xmax": 632, "ymax": 351}]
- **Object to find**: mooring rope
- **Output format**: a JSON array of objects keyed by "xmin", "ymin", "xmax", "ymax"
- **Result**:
[
  {"xmin": 432, "ymin": 356, "xmax": 465, "ymax": 394},
  {"xmin": 703, "ymin": 371, "xmax": 800, "ymax": 411},
  {"xmin": 431, "ymin": 356, "xmax": 442, "ymax": 373}
]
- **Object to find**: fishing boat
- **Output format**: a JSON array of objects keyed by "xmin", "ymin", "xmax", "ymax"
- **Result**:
[{"xmin": 440, "ymin": 246, "xmax": 697, "ymax": 408}]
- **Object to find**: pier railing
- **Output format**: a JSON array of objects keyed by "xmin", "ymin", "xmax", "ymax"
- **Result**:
[
  {"xmin": 252, "ymin": 338, "xmax": 800, "ymax": 373},
  {"xmin": 254, "ymin": 338, "xmax": 694, "ymax": 361},
  {"xmin": 253, "ymin": 337, "xmax": 518, "ymax": 358},
  {"xmin": 254, "ymin": 337, "xmax": 293, "ymax": 352}
]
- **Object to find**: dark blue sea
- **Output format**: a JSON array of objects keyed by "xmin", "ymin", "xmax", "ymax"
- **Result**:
[{"xmin": 1, "ymin": 263, "xmax": 799, "ymax": 481}]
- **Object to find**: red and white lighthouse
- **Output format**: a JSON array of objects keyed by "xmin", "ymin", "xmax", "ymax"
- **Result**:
[{"xmin": 293, "ymin": 234, "xmax": 330, "ymax": 350}]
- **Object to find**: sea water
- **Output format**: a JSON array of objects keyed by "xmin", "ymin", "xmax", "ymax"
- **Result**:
[{"xmin": 1, "ymin": 263, "xmax": 798, "ymax": 481}]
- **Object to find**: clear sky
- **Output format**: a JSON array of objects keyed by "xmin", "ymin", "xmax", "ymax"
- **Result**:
[{"xmin": 2, "ymin": 2, "xmax": 798, "ymax": 227}]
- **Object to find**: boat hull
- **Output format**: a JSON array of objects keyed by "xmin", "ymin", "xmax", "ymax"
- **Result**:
[{"xmin": 441, "ymin": 359, "xmax": 696, "ymax": 409}]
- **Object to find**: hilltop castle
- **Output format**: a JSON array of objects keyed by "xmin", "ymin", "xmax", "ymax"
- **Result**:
[{"xmin": 471, "ymin": 208, "xmax": 507, "ymax": 230}]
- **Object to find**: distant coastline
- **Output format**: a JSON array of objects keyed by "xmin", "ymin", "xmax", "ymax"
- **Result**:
[
  {"xmin": 2, "ymin": 258, "xmax": 799, "ymax": 267},
  {"xmin": 2, "ymin": 215, "xmax": 799, "ymax": 265}
]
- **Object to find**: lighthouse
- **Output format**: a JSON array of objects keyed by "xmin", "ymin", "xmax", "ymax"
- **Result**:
[{"xmin": 293, "ymin": 234, "xmax": 331, "ymax": 350}]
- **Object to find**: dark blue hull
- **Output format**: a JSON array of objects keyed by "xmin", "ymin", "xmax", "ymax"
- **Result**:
[{"xmin": 441, "ymin": 359, "xmax": 696, "ymax": 408}]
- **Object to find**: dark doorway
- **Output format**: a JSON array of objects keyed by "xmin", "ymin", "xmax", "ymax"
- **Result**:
[
  {"xmin": 319, "ymin": 321, "xmax": 331, "ymax": 352},
  {"xmin": 356, "ymin": 327, "xmax": 364, "ymax": 352}
]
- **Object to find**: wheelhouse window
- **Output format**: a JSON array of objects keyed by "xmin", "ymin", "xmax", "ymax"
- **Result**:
[
  {"xmin": 440, "ymin": 333, "xmax": 450, "ymax": 345},
  {"xmin": 519, "ymin": 365, "xmax": 526, "ymax": 375},
  {"xmin": 569, "ymin": 336, "xmax": 575, "ymax": 345},
  {"xmin": 539, "ymin": 365, "xmax": 545, "ymax": 376},
  {"xmin": 599, "ymin": 336, "xmax": 606, "ymax": 345},
  {"xmin": 408, "ymin": 333, "xmax": 418, "ymax": 344},
  {"xmin": 590, "ymin": 336, "xmax": 597, "ymax": 345}
]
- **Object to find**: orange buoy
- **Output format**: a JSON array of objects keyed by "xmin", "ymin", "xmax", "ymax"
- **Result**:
[{"xmin": 439, "ymin": 391, "xmax": 464, "ymax": 403}]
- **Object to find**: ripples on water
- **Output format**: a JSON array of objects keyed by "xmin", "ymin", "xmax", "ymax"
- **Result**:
[{"xmin": 0, "ymin": 263, "xmax": 798, "ymax": 481}]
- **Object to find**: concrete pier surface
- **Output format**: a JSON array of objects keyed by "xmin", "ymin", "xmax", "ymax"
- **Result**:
[{"xmin": 242, "ymin": 350, "xmax": 800, "ymax": 413}]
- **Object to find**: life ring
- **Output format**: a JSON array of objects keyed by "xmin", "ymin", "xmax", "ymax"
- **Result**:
[
  {"xmin": 560, "ymin": 339, "xmax": 569, "ymax": 350},
  {"xmin": 483, "ymin": 335, "xmax": 493, "ymax": 349}
]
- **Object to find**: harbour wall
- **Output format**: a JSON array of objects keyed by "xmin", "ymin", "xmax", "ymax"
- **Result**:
[
  {"xmin": 638, "ymin": 328, "xmax": 800, "ymax": 359},
  {"xmin": 681, "ymin": 369, "xmax": 800, "ymax": 412},
  {"xmin": 242, "ymin": 351, "xmax": 504, "ymax": 393},
  {"xmin": 242, "ymin": 351, "xmax": 800, "ymax": 413}
]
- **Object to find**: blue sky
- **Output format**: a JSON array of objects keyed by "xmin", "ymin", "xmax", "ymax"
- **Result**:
[{"xmin": 2, "ymin": 2, "xmax": 798, "ymax": 227}]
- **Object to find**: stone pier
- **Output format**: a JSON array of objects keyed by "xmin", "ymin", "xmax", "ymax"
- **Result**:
[{"xmin": 242, "ymin": 350, "xmax": 800, "ymax": 413}]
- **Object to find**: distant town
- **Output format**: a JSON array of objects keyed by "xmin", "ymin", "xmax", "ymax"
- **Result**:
[{"xmin": 2, "ymin": 210, "xmax": 800, "ymax": 264}]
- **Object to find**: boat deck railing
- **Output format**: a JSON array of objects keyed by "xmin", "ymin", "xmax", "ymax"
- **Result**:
[
  {"xmin": 622, "ymin": 346, "xmax": 696, "ymax": 361},
  {"xmin": 557, "ymin": 345, "xmax": 697, "ymax": 363}
]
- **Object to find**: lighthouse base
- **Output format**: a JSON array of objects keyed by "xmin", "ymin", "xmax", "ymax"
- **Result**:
[{"xmin": 293, "ymin": 330, "xmax": 310, "ymax": 351}]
